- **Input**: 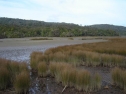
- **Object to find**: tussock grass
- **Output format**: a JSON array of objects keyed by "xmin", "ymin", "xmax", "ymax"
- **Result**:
[
  {"xmin": 0, "ymin": 67, "xmax": 10, "ymax": 90},
  {"xmin": 31, "ymin": 37, "xmax": 53, "ymax": 40},
  {"xmin": 19, "ymin": 62, "xmax": 29, "ymax": 72},
  {"xmin": 45, "ymin": 49, "xmax": 125, "ymax": 67},
  {"xmin": 38, "ymin": 62, "xmax": 48, "ymax": 77},
  {"xmin": 29, "ymin": 38, "xmax": 126, "ymax": 92},
  {"xmin": 14, "ymin": 71, "xmax": 30, "ymax": 94},
  {"xmin": 30, "ymin": 51, "xmax": 43, "ymax": 70},
  {"xmin": 9, "ymin": 62, "xmax": 20, "ymax": 74},
  {"xmin": 68, "ymin": 37, "xmax": 74, "ymax": 40},
  {"xmin": 93, "ymin": 73, "xmax": 101, "ymax": 90},
  {"xmin": 49, "ymin": 62, "xmax": 101, "ymax": 92},
  {"xmin": 76, "ymin": 70, "xmax": 91, "ymax": 91},
  {"xmin": 0, "ymin": 58, "xmax": 30, "ymax": 92},
  {"xmin": 111, "ymin": 67, "xmax": 126, "ymax": 91}
]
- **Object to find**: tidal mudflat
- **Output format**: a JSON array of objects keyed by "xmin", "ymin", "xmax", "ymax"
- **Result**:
[{"xmin": 0, "ymin": 37, "xmax": 106, "ymax": 63}]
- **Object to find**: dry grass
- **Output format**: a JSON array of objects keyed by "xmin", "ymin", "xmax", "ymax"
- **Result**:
[
  {"xmin": 82, "ymin": 38, "xmax": 126, "ymax": 56},
  {"xmin": 68, "ymin": 37, "xmax": 74, "ymax": 40},
  {"xmin": 14, "ymin": 71, "xmax": 30, "ymax": 94},
  {"xmin": 111, "ymin": 67, "xmax": 126, "ymax": 91},
  {"xmin": 93, "ymin": 73, "xmax": 101, "ymax": 90},
  {"xmin": 42, "ymin": 38, "xmax": 126, "ymax": 67},
  {"xmin": 0, "ymin": 67, "xmax": 10, "ymax": 90},
  {"xmin": 29, "ymin": 38, "xmax": 126, "ymax": 92},
  {"xmin": 31, "ymin": 37, "xmax": 53, "ymax": 40},
  {"xmin": 30, "ymin": 51, "xmax": 43, "ymax": 70},
  {"xmin": 76, "ymin": 70, "xmax": 91, "ymax": 91},
  {"xmin": 49, "ymin": 62, "xmax": 101, "ymax": 92},
  {"xmin": 0, "ymin": 58, "xmax": 30, "ymax": 92},
  {"xmin": 38, "ymin": 62, "xmax": 48, "ymax": 77}
]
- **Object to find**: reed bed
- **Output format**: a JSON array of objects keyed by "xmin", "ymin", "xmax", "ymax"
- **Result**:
[
  {"xmin": 49, "ymin": 62, "xmax": 101, "ymax": 92},
  {"xmin": 111, "ymin": 67, "xmax": 126, "ymax": 91},
  {"xmin": 0, "ymin": 58, "xmax": 30, "ymax": 93}
]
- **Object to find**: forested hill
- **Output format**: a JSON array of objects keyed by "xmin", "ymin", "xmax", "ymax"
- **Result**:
[
  {"xmin": 0, "ymin": 17, "xmax": 119, "ymax": 38},
  {"xmin": 91, "ymin": 24, "xmax": 126, "ymax": 36}
]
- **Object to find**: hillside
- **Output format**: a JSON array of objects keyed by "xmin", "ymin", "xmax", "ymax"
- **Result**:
[
  {"xmin": 0, "ymin": 17, "xmax": 119, "ymax": 38},
  {"xmin": 91, "ymin": 24, "xmax": 126, "ymax": 36}
]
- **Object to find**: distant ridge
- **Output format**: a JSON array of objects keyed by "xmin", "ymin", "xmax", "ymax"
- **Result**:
[
  {"xmin": 91, "ymin": 24, "xmax": 126, "ymax": 36},
  {"xmin": 0, "ymin": 17, "xmax": 120, "ymax": 38}
]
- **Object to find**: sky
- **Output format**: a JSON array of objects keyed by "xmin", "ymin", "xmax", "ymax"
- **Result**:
[{"xmin": 0, "ymin": 0, "xmax": 126, "ymax": 26}]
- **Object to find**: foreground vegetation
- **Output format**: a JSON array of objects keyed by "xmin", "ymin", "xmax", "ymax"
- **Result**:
[
  {"xmin": 111, "ymin": 67, "xmax": 126, "ymax": 91},
  {"xmin": 0, "ymin": 58, "xmax": 30, "ymax": 93},
  {"xmin": 30, "ymin": 38, "xmax": 126, "ymax": 92},
  {"xmin": 0, "ymin": 17, "xmax": 119, "ymax": 38},
  {"xmin": 30, "ymin": 58, "xmax": 101, "ymax": 92},
  {"xmin": 1, "ymin": 37, "xmax": 126, "ymax": 93}
]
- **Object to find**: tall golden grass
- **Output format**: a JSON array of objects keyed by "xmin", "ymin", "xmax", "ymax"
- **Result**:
[
  {"xmin": 111, "ymin": 67, "xmax": 126, "ymax": 91},
  {"xmin": 41, "ymin": 38, "xmax": 126, "ymax": 67},
  {"xmin": 29, "ymin": 38, "xmax": 126, "ymax": 92},
  {"xmin": 38, "ymin": 62, "xmax": 48, "ymax": 77},
  {"xmin": 14, "ymin": 71, "xmax": 30, "ymax": 94},
  {"xmin": 30, "ymin": 51, "xmax": 43, "ymax": 70},
  {"xmin": 0, "ymin": 67, "xmax": 10, "ymax": 90},
  {"xmin": 49, "ymin": 62, "xmax": 101, "ymax": 92},
  {"xmin": 0, "ymin": 58, "xmax": 30, "ymax": 92}
]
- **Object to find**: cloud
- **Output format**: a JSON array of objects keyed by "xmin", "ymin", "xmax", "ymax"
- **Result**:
[{"xmin": 0, "ymin": 0, "xmax": 126, "ymax": 26}]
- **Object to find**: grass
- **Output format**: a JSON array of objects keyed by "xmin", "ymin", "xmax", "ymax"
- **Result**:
[
  {"xmin": 14, "ymin": 71, "xmax": 30, "ymax": 94},
  {"xmin": 0, "ymin": 67, "xmax": 10, "ymax": 90},
  {"xmin": 76, "ymin": 70, "xmax": 91, "ymax": 91},
  {"xmin": 68, "ymin": 37, "xmax": 74, "ymax": 40},
  {"xmin": 40, "ymin": 38, "xmax": 126, "ymax": 67},
  {"xmin": 29, "ymin": 37, "xmax": 126, "ymax": 92},
  {"xmin": 30, "ymin": 51, "xmax": 43, "ymax": 70},
  {"xmin": 0, "ymin": 58, "xmax": 30, "ymax": 92},
  {"xmin": 49, "ymin": 62, "xmax": 101, "ymax": 92},
  {"xmin": 38, "ymin": 62, "xmax": 48, "ymax": 77},
  {"xmin": 111, "ymin": 67, "xmax": 126, "ymax": 90},
  {"xmin": 31, "ymin": 37, "xmax": 53, "ymax": 40},
  {"xmin": 93, "ymin": 73, "xmax": 101, "ymax": 90}
]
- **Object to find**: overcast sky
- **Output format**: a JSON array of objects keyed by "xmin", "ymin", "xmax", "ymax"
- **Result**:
[{"xmin": 0, "ymin": 0, "xmax": 126, "ymax": 26}]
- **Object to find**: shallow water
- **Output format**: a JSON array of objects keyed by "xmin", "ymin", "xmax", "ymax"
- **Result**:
[{"xmin": 0, "ymin": 45, "xmax": 53, "ymax": 62}]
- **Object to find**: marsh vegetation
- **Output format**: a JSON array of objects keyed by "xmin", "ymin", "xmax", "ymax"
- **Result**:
[
  {"xmin": 0, "ymin": 37, "xmax": 126, "ymax": 94},
  {"xmin": 29, "ymin": 38, "xmax": 126, "ymax": 93}
]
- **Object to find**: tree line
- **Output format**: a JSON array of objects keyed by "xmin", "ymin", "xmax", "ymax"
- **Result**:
[{"xmin": 0, "ymin": 17, "xmax": 119, "ymax": 38}]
